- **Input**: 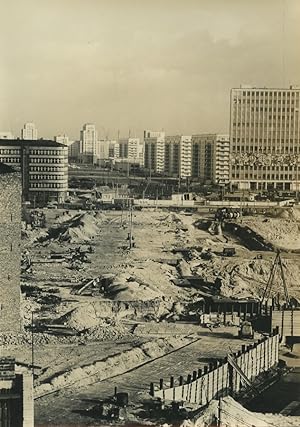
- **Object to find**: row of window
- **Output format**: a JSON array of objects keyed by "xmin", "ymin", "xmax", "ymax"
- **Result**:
[
  {"xmin": 233, "ymin": 122, "xmax": 298, "ymax": 127},
  {"xmin": 233, "ymin": 147, "xmax": 299, "ymax": 153},
  {"xmin": 29, "ymin": 150, "xmax": 65, "ymax": 156},
  {"xmin": 30, "ymin": 175, "xmax": 65, "ymax": 180},
  {"xmin": 233, "ymin": 138, "xmax": 299, "ymax": 143},
  {"xmin": 234, "ymin": 165, "xmax": 298, "ymax": 171},
  {"xmin": 30, "ymin": 166, "xmax": 62, "ymax": 172},
  {"xmin": 30, "ymin": 158, "xmax": 65, "ymax": 164},
  {"xmin": 0, "ymin": 149, "xmax": 20, "ymax": 155},
  {"xmin": 232, "ymin": 174, "xmax": 296, "ymax": 180},
  {"xmin": 30, "ymin": 183, "xmax": 66, "ymax": 189},
  {"xmin": 239, "ymin": 91, "xmax": 298, "ymax": 97},
  {"xmin": 0, "ymin": 157, "xmax": 20, "ymax": 163}
]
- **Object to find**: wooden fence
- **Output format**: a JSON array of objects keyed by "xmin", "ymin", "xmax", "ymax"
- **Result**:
[
  {"xmin": 150, "ymin": 331, "xmax": 279, "ymax": 406},
  {"xmin": 271, "ymin": 309, "xmax": 300, "ymax": 337}
]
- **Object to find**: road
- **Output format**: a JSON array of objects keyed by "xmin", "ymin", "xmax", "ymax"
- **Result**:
[{"xmin": 35, "ymin": 327, "xmax": 252, "ymax": 426}]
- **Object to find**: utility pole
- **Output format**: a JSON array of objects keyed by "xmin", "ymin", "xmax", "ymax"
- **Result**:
[
  {"xmin": 217, "ymin": 397, "xmax": 222, "ymax": 427},
  {"xmin": 31, "ymin": 311, "xmax": 34, "ymax": 380},
  {"xmin": 128, "ymin": 202, "xmax": 134, "ymax": 249}
]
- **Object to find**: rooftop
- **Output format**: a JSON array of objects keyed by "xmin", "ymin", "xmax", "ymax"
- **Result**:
[{"xmin": 0, "ymin": 139, "xmax": 67, "ymax": 147}]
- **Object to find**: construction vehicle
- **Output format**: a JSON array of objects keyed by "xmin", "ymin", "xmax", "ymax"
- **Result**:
[{"xmin": 238, "ymin": 320, "xmax": 254, "ymax": 339}]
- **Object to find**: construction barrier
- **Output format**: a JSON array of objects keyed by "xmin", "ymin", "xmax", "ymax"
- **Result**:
[
  {"xmin": 271, "ymin": 308, "xmax": 300, "ymax": 337},
  {"xmin": 150, "ymin": 331, "xmax": 279, "ymax": 406}
]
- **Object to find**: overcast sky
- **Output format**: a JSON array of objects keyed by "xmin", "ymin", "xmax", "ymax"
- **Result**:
[{"xmin": 0, "ymin": 0, "xmax": 299, "ymax": 140}]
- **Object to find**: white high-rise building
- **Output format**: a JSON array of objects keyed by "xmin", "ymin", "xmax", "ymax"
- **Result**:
[
  {"xmin": 144, "ymin": 130, "xmax": 165, "ymax": 174},
  {"xmin": 80, "ymin": 123, "xmax": 98, "ymax": 155},
  {"xmin": 21, "ymin": 123, "xmax": 38, "ymax": 140},
  {"xmin": 54, "ymin": 134, "xmax": 69, "ymax": 145},
  {"xmin": 118, "ymin": 137, "xmax": 143, "ymax": 164},
  {"xmin": 165, "ymin": 135, "xmax": 192, "ymax": 178},
  {"xmin": 230, "ymin": 86, "xmax": 300, "ymax": 191}
]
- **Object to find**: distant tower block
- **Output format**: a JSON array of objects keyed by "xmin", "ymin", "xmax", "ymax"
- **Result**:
[{"xmin": 0, "ymin": 164, "xmax": 21, "ymax": 333}]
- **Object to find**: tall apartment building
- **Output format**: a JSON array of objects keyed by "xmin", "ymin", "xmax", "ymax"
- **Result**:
[
  {"xmin": 80, "ymin": 123, "xmax": 98, "ymax": 163},
  {"xmin": 164, "ymin": 135, "xmax": 192, "ymax": 178},
  {"xmin": 191, "ymin": 134, "xmax": 216, "ymax": 183},
  {"xmin": 144, "ymin": 130, "xmax": 165, "ymax": 174},
  {"xmin": 54, "ymin": 134, "xmax": 69, "ymax": 145},
  {"xmin": 68, "ymin": 140, "xmax": 80, "ymax": 160},
  {"xmin": 230, "ymin": 86, "xmax": 300, "ymax": 191},
  {"xmin": 108, "ymin": 141, "xmax": 120, "ymax": 159},
  {"xmin": 0, "ymin": 163, "xmax": 21, "ymax": 333},
  {"xmin": 194, "ymin": 134, "xmax": 231, "ymax": 185},
  {"xmin": 21, "ymin": 122, "xmax": 38, "ymax": 140},
  {"xmin": 0, "ymin": 139, "xmax": 68, "ymax": 205},
  {"xmin": 118, "ymin": 137, "xmax": 144, "ymax": 165},
  {"xmin": 213, "ymin": 134, "xmax": 230, "ymax": 185},
  {"xmin": 94, "ymin": 140, "xmax": 111, "ymax": 161}
]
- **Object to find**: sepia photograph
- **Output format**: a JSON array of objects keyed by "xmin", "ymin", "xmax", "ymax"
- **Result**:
[{"xmin": 0, "ymin": 0, "xmax": 300, "ymax": 426}]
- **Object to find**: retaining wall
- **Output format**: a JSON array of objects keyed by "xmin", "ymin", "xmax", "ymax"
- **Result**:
[{"xmin": 151, "ymin": 333, "xmax": 279, "ymax": 406}]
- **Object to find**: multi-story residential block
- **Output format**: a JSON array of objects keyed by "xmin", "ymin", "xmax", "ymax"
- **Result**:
[
  {"xmin": 165, "ymin": 135, "xmax": 192, "ymax": 178},
  {"xmin": 213, "ymin": 134, "xmax": 230, "ymax": 185},
  {"xmin": 118, "ymin": 137, "xmax": 144, "ymax": 165},
  {"xmin": 191, "ymin": 134, "xmax": 215, "ymax": 183},
  {"xmin": 68, "ymin": 140, "xmax": 80, "ymax": 161},
  {"xmin": 0, "ymin": 139, "xmax": 68, "ymax": 205},
  {"xmin": 94, "ymin": 140, "xmax": 112, "ymax": 161},
  {"xmin": 21, "ymin": 122, "xmax": 38, "ymax": 140},
  {"xmin": 144, "ymin": 130, "xmax": 165, "ymax": 174},
  {"xmin": 80, "ymin": 123, "xmax": 98, "ymax": 163},
  {"xmin": 230, "ymin": 85, "xmax": 300, "ymax": 191},
  {"xmin": 192, "ymin": 134, "xmax": 230, "ymax": 184},
  {"xmin": 108, "ymin": 141, "xmax": 120, "ymax": 159},
  {"xmin": 54, "ymin": 134, "xmax": 69, "ymax": 145}
]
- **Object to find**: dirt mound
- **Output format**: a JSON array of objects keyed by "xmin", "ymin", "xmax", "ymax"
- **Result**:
[
  {"xmin": 94, "ymin": 211, "xmax": 107, "ymax": 222},
  {"xmin": 82, "ymin": 319, "xmax": 131, "ymax": 341},
  {"xmin": 106, "ymin": 274, "xmax": 163, "ymax": 301},
  {"xmin": 158, "ymin": 213, "xmax": 183, "ymax": 227},
  {"xmin": 268, "ymin": 207, "xmax": 300, "ymax": 222},
  {"xmin": 57, "ymin": 304, "xmax": 98, "ymax": 331},
  {"xmin": 243, "ymin": 217, "xmax": 300, "ymax": 250},
  {"xmin": 186, "ymin": 396, "xmax": 300, "ymax": 427},
  {"xmin": 60, "ymin": 213, "xmax": 100, "ymax": 242},
  {"xmin": 36, "ymin": 213, "xmax": 101, "ymax": 244}
]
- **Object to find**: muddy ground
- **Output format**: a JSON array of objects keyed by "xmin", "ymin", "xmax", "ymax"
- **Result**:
[{"xmin": 2, "ymin": 206, "xmax": 300, "ymax": 425}]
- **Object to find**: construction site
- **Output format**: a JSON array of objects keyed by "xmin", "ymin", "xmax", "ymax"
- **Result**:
[{"xmin": 2, "ymin": 197, "xmax": 300, "ymax": 426}]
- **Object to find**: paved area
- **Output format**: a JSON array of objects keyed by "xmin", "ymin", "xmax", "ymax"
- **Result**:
[{"xmin": 35, "ymin": 328, "xmax": 252, "ymax": 425}]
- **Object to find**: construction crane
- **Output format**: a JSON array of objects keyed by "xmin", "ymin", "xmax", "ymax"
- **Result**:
[{"xmin": 261, "ymin": 250, "xmax": 290, "ymax": 308}]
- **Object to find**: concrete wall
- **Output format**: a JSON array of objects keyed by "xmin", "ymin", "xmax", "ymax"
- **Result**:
[
  {"xmin": 0, "ymin": 169, "xmax": 21, "ymax": 333},
  {"xmin": 151, "ymin": 333, "xmax": 279, "ymax": 405}
]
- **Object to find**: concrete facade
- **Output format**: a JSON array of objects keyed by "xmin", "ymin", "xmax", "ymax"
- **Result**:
[
  {"xmin": 165, "ymin": 135, "xmax": 192, "ymax": 178},
  {"xmin": 80, "ymin": 123, "xmax": 98, "ymax": 158},
  {"xmin": 213, "ymin": 134, "xmax": 230, "ymax": 185},
  {"xmin": 21, "ymin": 123, "xmax": 37, "ymax": 140},
  {"xmin": 144, "ymin": 130, "xmax": 165, "ymax": 174},
  {"xmin": 0, "ymin": 139, "xmax": 68, "ymax": 205},
  {"xmin": 0, "ymin": 164, "xmax": 21, "ymax": 333},
  {"xmin": 191, "ymin": 134, "xmax": 214, "ymax": 183},
  {"xmin": 230, "ymin": 86, "xmax": 300, "ymax": 191}
]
